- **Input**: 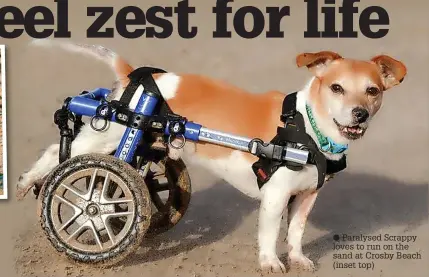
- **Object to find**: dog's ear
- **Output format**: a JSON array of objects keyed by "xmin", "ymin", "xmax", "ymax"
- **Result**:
[
  {"xmin": 371, "ymin": 55, "xmax": 407, "ymax": 90},
  {"xmin": 296, "ymin": 51, "xmax": 343, "ymax": 76}
]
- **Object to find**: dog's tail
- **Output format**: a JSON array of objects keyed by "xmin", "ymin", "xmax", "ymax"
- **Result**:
[{"xmin": 30, "ymin": 39, "xmax": 134, "ymax": 87}]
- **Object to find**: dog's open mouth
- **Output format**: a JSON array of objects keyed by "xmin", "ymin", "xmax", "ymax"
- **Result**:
[{"xmin": 333, "ymin": 119, "xmax": 366, "ymax": 140}]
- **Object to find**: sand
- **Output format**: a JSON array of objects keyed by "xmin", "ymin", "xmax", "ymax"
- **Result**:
[{"xmin": 0, "ymin": 0, "xmax": 427, "ymax": 277}]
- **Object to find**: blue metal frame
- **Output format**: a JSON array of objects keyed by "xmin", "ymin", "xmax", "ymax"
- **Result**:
[
  {"xmin": 114, "ymin": 87, "xmax": 159, "ymax": 163},
  {"xmin": 64, "ymin": 87, "xmax": 309, "ymax": 166},
  {"xmin": 66, "ymin": 87, "xmax": 208, "ymax": 164}
]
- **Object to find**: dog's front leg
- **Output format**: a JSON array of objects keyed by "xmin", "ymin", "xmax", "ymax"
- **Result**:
[
  {"xmin": 258, "ymin": 169, "xmax": 292, "ymax": 273},
  {"xmin": 286, "ymin": 190, "xmax": 318, "ymax": 271}
]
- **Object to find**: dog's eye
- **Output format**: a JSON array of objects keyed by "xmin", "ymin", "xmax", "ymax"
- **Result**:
[
  {"xmin": 366, "ymin": 87, "xmax": 380, "ymax": 96},
  {"xmin": 330, "ymin": 84, "xmax": 344, "ymax": 94}
]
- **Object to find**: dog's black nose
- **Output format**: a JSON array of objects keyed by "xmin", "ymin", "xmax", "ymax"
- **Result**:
[{"xmin": 352, "ymin": 107, "xmax": 369, "ymax": 123}]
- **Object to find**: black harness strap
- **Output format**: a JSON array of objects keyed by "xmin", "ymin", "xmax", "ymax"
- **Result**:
[
  {"xmin": 252, "ymin": 92, "xmax": 347, "ymax": 191},
  {"xmin": 119, "ymin": 78, "xmax": 140, "ymax": 105},
  {"xmin": 108, "ymin": 67, "xmax": 174, "ymax": 126},
  {"xmin": 86, "ymin": 66, "xmax": 176, "ymax": 143},
  {"xmin": 280, "ymin": 91, "xmax": 298, "ymax": 122},
  {"xmin": 327, "ymin": 154, "xmax": 347, "ymax": 175},
  {"xmin": 119, "ymin": 67, "xmax": 168, "ymax": 105}
]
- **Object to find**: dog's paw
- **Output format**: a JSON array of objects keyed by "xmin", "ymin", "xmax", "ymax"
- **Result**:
[
  {"xmin": 288, "ymin": 252, "xmax": 315, "ymax": 272},
  {"xmin": 259, "ymin": 254, "xmax": 286, "ymax": 273},
  {"xmin": 16, "ymin": 173, "xmax": 34, "ymax": 200}
]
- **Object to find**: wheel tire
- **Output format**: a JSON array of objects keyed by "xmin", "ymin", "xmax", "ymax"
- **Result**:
[
  {"xmin": 146, "ymin": 156, "xmax": 192, "ymax": 236},
  {"xmin": 40, "ymin": 153, "xmax": 151, "ymax": 266}
]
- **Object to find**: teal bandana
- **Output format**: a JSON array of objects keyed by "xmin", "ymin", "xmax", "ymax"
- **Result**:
[{"xmin": 305, "ymin": 104, "xmax": 349, "ymax": 154}]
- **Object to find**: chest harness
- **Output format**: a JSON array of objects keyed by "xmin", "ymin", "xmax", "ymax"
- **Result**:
[{"xmin": 251, "ymin": 92, "xmax": 348, "ymax": 191}]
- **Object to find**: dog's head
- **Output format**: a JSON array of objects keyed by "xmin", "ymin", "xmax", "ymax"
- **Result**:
[{"xmin": 296, "ymin": 51, "xmax": 407, "ymax": 143}]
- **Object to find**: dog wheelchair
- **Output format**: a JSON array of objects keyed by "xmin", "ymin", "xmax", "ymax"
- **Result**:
[{"xmin": 37, "ymin": 67, "xmax": 317, "ymax": 266}]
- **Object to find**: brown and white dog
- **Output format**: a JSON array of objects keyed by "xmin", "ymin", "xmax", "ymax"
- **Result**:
[{"xmin": 16, "ymin": 41, "xmax": 407, "ymax": 272}]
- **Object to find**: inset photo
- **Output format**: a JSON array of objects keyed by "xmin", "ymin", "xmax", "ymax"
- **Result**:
[{"xmin": 0, "ymin": 45, "xmax": 6, "ymax": 199}]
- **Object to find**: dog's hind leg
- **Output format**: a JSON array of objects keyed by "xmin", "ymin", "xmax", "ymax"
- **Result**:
[
  {"xmin": 286, "ymin": 190, "xmax": 318, "ymax": 271},
  {"xmin": 16, "ymin": 143, "xmax": 61, "ymax": 199},
  {"xmin": 16, "ymin": 124, "xmax": 125, "ymax": 199}
]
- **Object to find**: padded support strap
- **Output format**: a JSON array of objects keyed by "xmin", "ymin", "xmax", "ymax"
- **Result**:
[
  {"xmin": 119, "ymin": 67, "xmax": 168, "ymax": 104},
  {"xmin": 110, "ymin": 67, "xmax": 174, "ymax": 127},
  {"xmin": 252, "ymin": 92, "xmax": 347, "ymax": 191}
]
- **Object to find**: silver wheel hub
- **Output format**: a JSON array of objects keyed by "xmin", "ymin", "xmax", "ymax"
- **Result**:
[
  {"xmin": 86, "ymin": 205, "xmax": 98, "ymax": 216},
  {"xmin": 50, "ymin": 168, "xmax": 136, "ymax": 253},
  {"xmin": 74, "ymin": 190, "xmax": 116, "ymax": 231}
]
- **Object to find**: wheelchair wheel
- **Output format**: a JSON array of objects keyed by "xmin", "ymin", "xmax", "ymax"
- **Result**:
[
  {"xmin": 40, "ymin": 154, "xmax": 151, "ymax": 266},
  {"xmin": 141, "ymin": 147, "xmax": 191, "ymax": 236}
]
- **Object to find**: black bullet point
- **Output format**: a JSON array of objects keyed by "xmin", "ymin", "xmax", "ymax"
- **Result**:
[{"xmin": 333, "ymin": 234, "xmax": 340, "ymax": 241}]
